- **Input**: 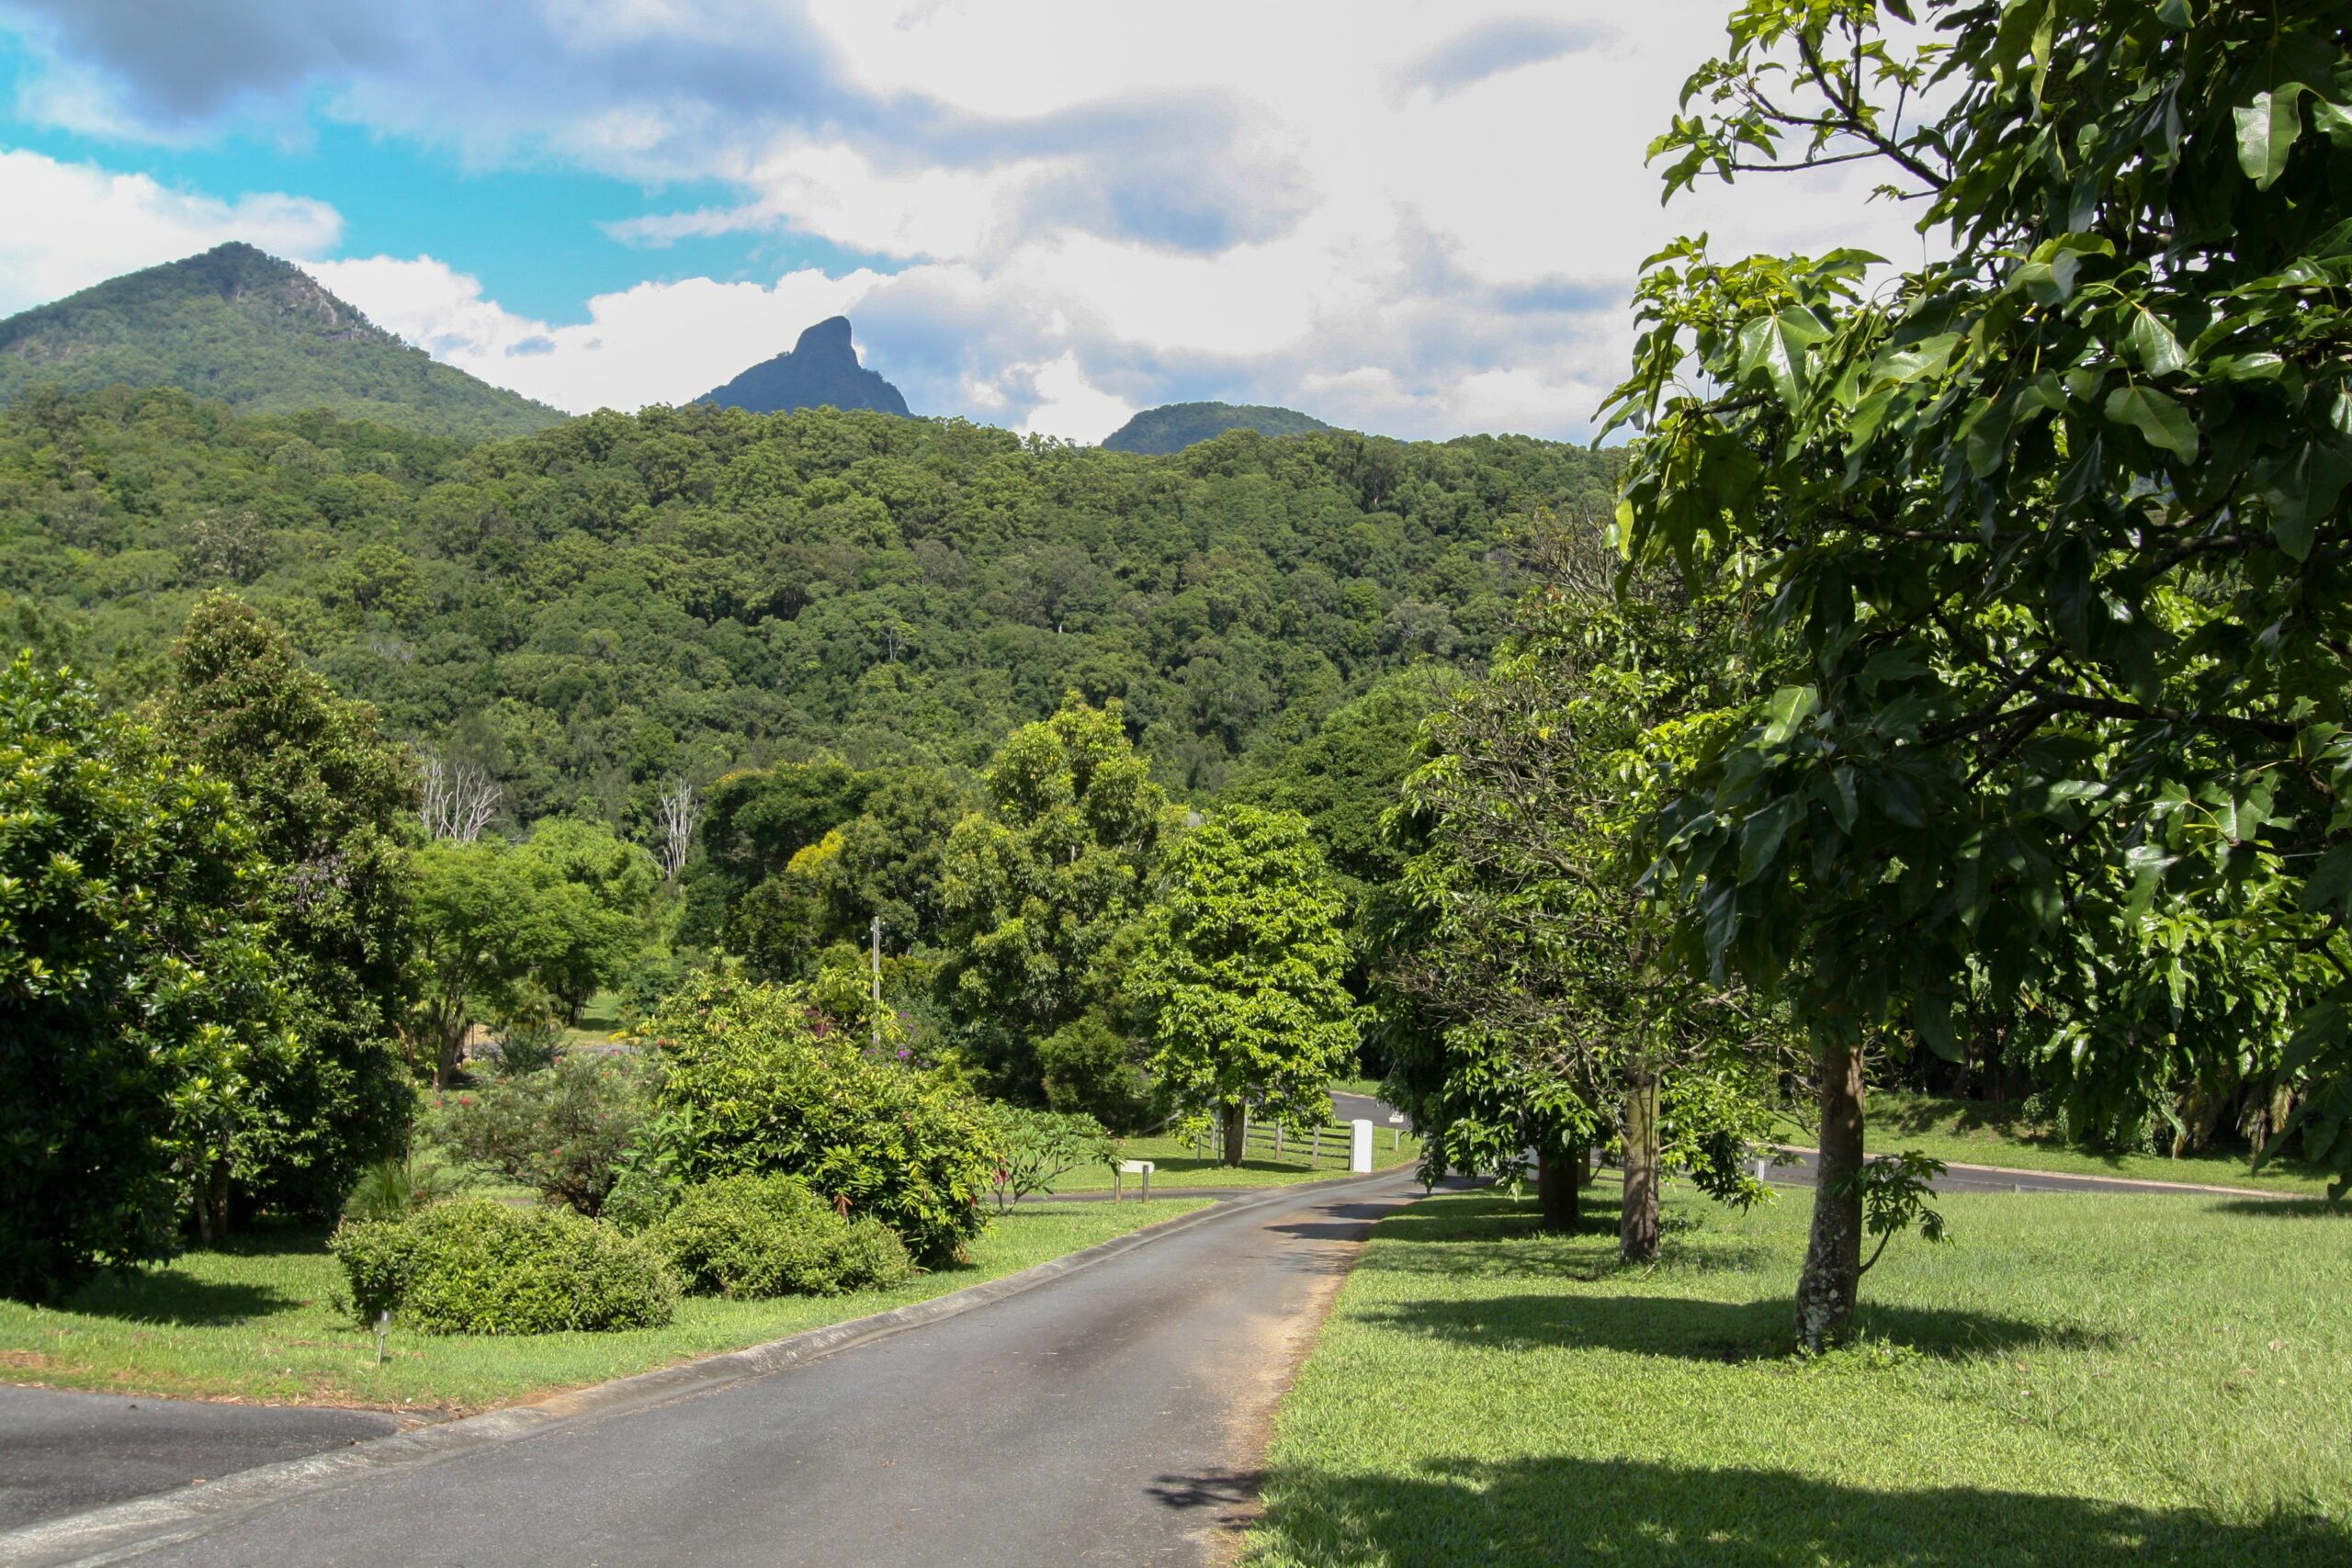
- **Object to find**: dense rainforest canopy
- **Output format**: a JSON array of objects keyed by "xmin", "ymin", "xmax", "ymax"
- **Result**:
[{"xmin": 0, "ymin": 387, "xmax": 1617, "ymax": 834}]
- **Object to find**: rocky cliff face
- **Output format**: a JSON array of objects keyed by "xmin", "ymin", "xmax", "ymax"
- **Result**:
[{"xmin": 697, "ymin": 317, "xmax": 912, "ymax": 417}]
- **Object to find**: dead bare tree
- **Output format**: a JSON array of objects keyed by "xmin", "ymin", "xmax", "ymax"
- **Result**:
[
  {"xmin": 420, "ymin": 755, "xmax": 500, "ymax": 842},
  {"xmin": 654, "ymin": 778, "xmax": 699, "ymax": 879}
]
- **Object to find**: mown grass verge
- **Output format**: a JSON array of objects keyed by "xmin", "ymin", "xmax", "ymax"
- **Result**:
[
  {"xmin": 1860, "ymin": 1090, "xmax": 2335, "ymax": 1195},
  {"xmin": 1245, "ymin": 1180, "xmax": 2350, "ymax": 1567},
  {"xmin": 1048, "ymin": 1125, "xmax": 1423, "ymax": 1191},
  {"xmin": 0, "ymin": 1200, "xmax": 1210, "ymax": 1415}
]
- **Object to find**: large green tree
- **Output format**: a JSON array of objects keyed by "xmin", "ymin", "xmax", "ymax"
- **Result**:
[
  {"xmin": 936, "ymin": 697, "xmax": 1171, "ymax": 1100},
  {"xmin": 0, "ymin": 655, "xmax": 280, "ymax": 1295},
  {"xmin": 1135, "ymin": 806, "xmax": 1360, "ymax": 1165},
  {"xmin": 1377, "ymin": 525, "xmax": 1781, "ymax": 1251},
  {"xmin": 1608, "ymin": 0, "xmax": 2352, "ymax": 1346},
  {"xmin": 163, "ymin": 593, "xmax": 416, "ymax": 1221},
  {"xmin": 408, "ymin": 840, "xmax": 639, "ymax": 1084}
]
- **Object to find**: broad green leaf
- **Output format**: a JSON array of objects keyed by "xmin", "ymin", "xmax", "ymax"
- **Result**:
[
  {"xmin": 2234, "ymin": 85, "xmax": 2308, "ymax": 190},
  {"xmin": 2312, "ymin": 97, "xmax": 2352, "ymax": 148},
  {"xmin": 2259, "ymin": 441, "xmax": 2352, "ymax": 561},
  {"xmin": 1913, "ymin": 989, "xmax": 1962, "ymax": 1063},
  {"xmin": 2124, "ymin": 310, "xmax": 2187, "ymax": 376},
  {"xmin": 2102, "ymin": 384, "xmax": 2197, "ymax": 457},
  {"xmin": 1737, "ymin": 796, "xmax": 1799, "ymax": 883},
  {"xmin": 1758, "ymin": 685, "xmax": 1818, "ymax": 746}
]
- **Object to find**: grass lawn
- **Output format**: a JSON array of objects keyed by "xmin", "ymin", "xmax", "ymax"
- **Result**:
[
  {"xmin": 1246, "ymin": 1179, "xmax": 2351, "ymax": 1567},
  {"xmin": 1854, "ymin": 1090, "xmax": 2336, "ymax": 1196},
  {"xmin": 0, "ymin": 1200, "xmax": 1209, "ymax": 1416},
  {"xmin": 1046, "ymin": 1124, "xmax": 1424, "ymax": 1192}
]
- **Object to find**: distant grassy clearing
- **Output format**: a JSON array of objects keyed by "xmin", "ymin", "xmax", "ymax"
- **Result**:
[
  {"xmin": 1047, "ymin": 1123, "xmax": 1422, "ymax": 1191},
  {"xmin": 1246, "ymin": 1180, "xmax": 2351, "ymax": 1567},
  {"xmin": 0, "ymin": 1201, "xmax": 1209, "ymax": 1415},
  {"xmin": 1860, "ymin": 1090, "xmax": 2335, "ymax": 1195}
]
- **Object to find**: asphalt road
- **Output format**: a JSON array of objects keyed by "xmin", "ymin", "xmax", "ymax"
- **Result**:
[
  {"xmin": 1758, "ymin": 1145, "xmax": 2290, "ymax": 1199},
  {"xmin": 22, "ymin": 1168, "xmax": 1427, "ymax": 1568},
  {"xmin": 0, "ymin": 1388, "xmax": 394, "ymax": 1533}
]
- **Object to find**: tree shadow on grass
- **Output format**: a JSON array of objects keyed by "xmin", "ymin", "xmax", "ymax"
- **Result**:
[
  {"xmin": 62, "ymin": 1269, "xmax": 302, "ymax": 1327},
  {"xmin": 1361, "ymin": 1291, "xmax": 2104, "ymax": 1363},
  {"xmin": 2211, "ymin": 1197, "xmax": 2349, "ymax": 1218},
  {"xmin": 1243, "ymin": 1454, "xmax": 2346, "ymax": 1568}
]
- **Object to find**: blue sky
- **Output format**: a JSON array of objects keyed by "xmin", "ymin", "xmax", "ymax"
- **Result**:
[{"xmin": 0, "ymin": 2, "xmax": 1915, "ymax": 441}]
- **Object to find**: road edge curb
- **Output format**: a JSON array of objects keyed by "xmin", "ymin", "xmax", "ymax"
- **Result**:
[{"xmin": 0, "ymin": 1170, "xmax": 1413, "ymax": 1568}]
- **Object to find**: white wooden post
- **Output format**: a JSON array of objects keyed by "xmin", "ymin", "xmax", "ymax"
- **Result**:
[
  {"xmin": 1349, "ymin": 1119, "xmax": 1374, "ymax": 1173},
  {"xmin": 1275, "ymin": 1123, "xmax": 1284, "ymax": 1157}
]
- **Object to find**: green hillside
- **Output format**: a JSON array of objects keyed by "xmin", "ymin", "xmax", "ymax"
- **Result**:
[
  {"xmin": 0, "ymin": 391, "xmax": 1615, "ymax": 830},
  {"xmin": 0, "ymin": 244, "xmax": 565, "ymax": 442},
  {"xmin": 1102, "ymin": 400, "xmax": 1333, "ymax": 455}
]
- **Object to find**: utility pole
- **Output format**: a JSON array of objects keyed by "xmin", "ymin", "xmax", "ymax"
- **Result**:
[{"xmin": 871, "ymin": 914, "xmax": 883, "ymax": 1053}]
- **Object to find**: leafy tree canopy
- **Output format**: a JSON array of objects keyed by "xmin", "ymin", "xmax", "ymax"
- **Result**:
[{"xmin": 0, "ymin": 654, "xmax": 281, "ymax": 1295}]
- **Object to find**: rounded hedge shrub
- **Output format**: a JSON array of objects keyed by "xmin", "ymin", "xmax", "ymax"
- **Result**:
[
  {"xmin": 638, "ymin": 973, "xmax": 1002, "ymax": 1263},
  {"xmin": 331, "ymin": 1199, "xmax": 676, "ymax": 1335},
  {"xmin": 656, "ymin": 1173, "xmax": 915, "ymax": 1299}
]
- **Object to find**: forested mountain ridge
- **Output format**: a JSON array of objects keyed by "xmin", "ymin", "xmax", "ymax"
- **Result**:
[
  {"xmin": 1102, "ymin": 400, "xmax": 1333, "ymax": 455},
  {"xmin": 0, "ymin": 387, "xmax": 1617, "ymax": 839},
  {"xmin": 0, "ymin": 243, "xmax": 566, "ymax": 441},
  {"xmin": 699, "ymin": 317, "xmax": 911, "ymax": 417}
]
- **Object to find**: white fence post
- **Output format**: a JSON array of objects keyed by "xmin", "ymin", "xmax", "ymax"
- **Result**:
[{"xmin": 1350, "ymin": 1119, "xmax": 1374, "ymax": 1173}]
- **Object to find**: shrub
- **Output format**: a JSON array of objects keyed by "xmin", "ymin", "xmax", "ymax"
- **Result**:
[
  {"xmin": 341, "ymin": 1154, "xmax": 458, "ymax": 1224},
  {"xmin": 487, "ymin": 997, "xmax": 566, "ymax": 1075},
  {"xmin": 655, "ymin": 1173, "xmax": 914, "ymax": 1298},
  {"xmin": 330, "ymin": 1199, "xmax": 675, "ymax": 1335},
  {"xmin": 639, "ymin": 972, "xmax": 1002, "ymax": 1263},
  {"xmin": 599, "ymin": 1105, "xmax": 698, "ymax": 1234},
  {"xmin": 987, "ymin": 1107, "xmax": 1116, "ymax": 1211},
  {"xmin": 434, "ymin": 1053, "xmax": 650, "ymax": 1215},
  {"xmin": 1038, "ymin": 1012, "xmax": 1149, "ymax": 1132}
]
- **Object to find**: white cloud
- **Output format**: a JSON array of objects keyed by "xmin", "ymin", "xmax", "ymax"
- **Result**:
[
  {"xmin": 0, "ymin": 148, "xmax": 340, "ymax": 315},
  {"xmin": 311, "ymin": 255, "xmax": 892, "ymax": 412},
  {"xmin": 0, "ymin": 0, "xmax": 1941, "ymax": 441},
  {"xmin": 1011, "ymin": 353, "xmax": 1135, "ymax": 445}
]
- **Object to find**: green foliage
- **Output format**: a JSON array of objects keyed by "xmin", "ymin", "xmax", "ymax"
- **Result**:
[
  {"xmin": 639, "ymin": 970, "xmax": 1002, "ymax": 1261},
  {"xmin": 1101, "ymin": 401, "xmax": 1334, "ymax": 455},
  {"xmin": 0, "ymin": 243, "xmax": 562, "ymax": 440},
  {"xmin": 1036, "ymin": 1010, "xmax": 1150, "ymax": 1131},
  {"xmin": 1136, "ymin": 806, "xmax": 1360, "ymax": 1147},
  {"xmin": 432, "ymin": 1053, "xmax": 651, "ymax": 1216},
  {"xmin": 1841, "ymin": 1153, "xmax": 1951, "ymax": 1281},
  {"xmin": 0, "ymin": 388, "xmax": 1612, "ymax": 829},
  {"xmin": 986, "ymin": 1107, "xmax": 1116, "ymax": 1211},
  {"xmin": 1373, "ymin": 523, "xmax": 1781, "ymax": 1193},
  {"xmin": 1608, "ymin": 1, "xmax": 2352, "ymax": 1190},
  {"xmin": 162, "ymin": 593, "xmax": 417, "ymax": 1220},
  {"xmin": 330, "ymin": 1198, "xmax": 675, "ymax": 1335},
  {"xmin": 340, "ymin": 1153, "xmax": 459, "ymax": 1224},
  {"xmin": 938, "ymin": 697, "xmax": 1172, "ymax": 1096},
  {"xmin": 408, "ymin": 839, "xmax": 640, "ymax": 1083},
  {"xmin": 654, "ymin": 1172, "xmax": 915, "ymax": 1298},
  {"xmin": 0, "ymin": 654, "xmax": 281, "ymax": 1298}
]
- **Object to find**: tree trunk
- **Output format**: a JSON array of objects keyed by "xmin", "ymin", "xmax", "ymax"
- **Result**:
[
  {"xmin": 1220, "ymin": 1101, "xmax": 1247, "ymax": 1167},
  {"xmin": 196, "ymin": 1156, "xmax": 232, "ymax": 1247},
  {"xmin": 1620, "ymin": 1072, "xmax": 1661, "ymax": 1264},
  {"xmin": 1795, "ymin": 1034, "xmax": 1867, "ymax": 1352},
  {"xmin": 1536, "ymin": 1142, "xmax": 1585, "ymax": 1232}
]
